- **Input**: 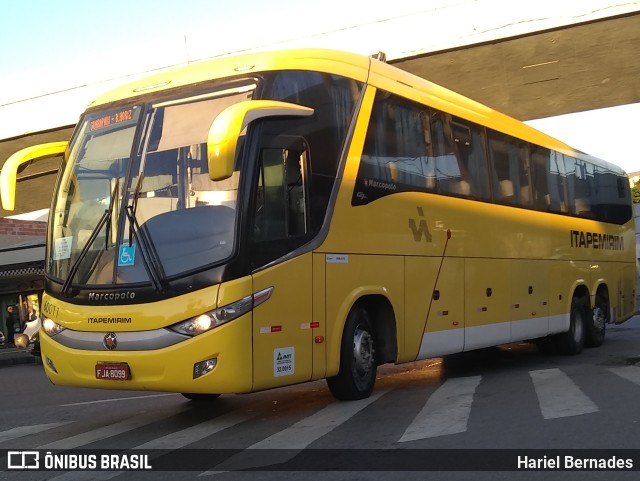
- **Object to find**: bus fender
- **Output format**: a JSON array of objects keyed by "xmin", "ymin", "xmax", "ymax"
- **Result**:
[
  {"xmin": 325, "ymin": 285, "xmax": 393, "ymax": 377},
  {"xmin": 552, "ymin": 280, "xmax": 589, "ymax": 334},
  {"xmin": 590, "ymin": 278, "xmax": 608, "ymax": 308}
]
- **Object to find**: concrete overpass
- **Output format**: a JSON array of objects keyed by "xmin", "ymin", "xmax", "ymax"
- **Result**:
[
  {"xmin": 391, "ymin": 10, "xmax": 640, "ymax": 121},
  {"xmin": 1, "ymin": 10, "xmax": 639, "ymax": 217}
]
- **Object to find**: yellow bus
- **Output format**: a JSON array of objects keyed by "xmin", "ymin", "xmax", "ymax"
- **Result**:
[{"xmin": 1, "ymin": 49, "xmax": 636, "ymax": 401}]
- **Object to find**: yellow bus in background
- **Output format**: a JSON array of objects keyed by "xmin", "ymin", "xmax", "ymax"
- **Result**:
[{"xmin": 1, "ymin": 49, "xmax": 636, "ymax": 401}]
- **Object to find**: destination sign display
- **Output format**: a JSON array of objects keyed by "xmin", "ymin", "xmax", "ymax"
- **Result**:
[{"xmin": 89, "ymin": 108, "xmax": 136, "ymax": 132}]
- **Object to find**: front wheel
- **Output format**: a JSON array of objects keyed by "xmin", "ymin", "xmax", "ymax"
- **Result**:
[{"xmin": 327, "ymin": 306, "xmax": 377, "ymax": 400}]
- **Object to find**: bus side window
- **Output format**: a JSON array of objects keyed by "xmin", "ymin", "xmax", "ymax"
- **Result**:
[
  {"xmin": 567, "ymin": 157, "xmax": 594, "ymax": 218},
  {"xmin": 488, "ymin": 130, "xmax": 520, "ymax": 205},
  {"xmin": 356, "ymin": 90, "xmax": 433, "ymax": 203},
  {"xmin": 529, "ymin": 145, "xmax": 551, "ymax": 211},
  {"xmin": 546, "ymin": 151, "xmax": 569, "ymax": 213},
  {"xmin": 453, "ymin": 119, "xmax": 490, "ymax": 200},
  {"xmin": 431, "ymin": 111, "xmax": 463, "ymax": 196},
  {"xmin": 433, "ymin": 113, "xmax": 490, "ymax": 200},
  {"xmin": 518, "ymin": 143, "xmax": 533, "ymax": 208}
]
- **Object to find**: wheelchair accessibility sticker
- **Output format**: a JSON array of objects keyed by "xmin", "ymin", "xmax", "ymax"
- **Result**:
[{"xmin": 118, "ymin": 244, "xmax": 136, "ymax": 266}]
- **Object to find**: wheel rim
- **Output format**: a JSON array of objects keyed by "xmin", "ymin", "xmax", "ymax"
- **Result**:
[
  {"xmin": 592, "ymin": 306, "xmax": 606, "ymax": 331},
  {"xmin": 352, "ymin": 324, "xmax": 375, "ymax": 383}
]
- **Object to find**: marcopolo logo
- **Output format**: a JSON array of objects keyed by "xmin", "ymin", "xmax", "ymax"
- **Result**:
[{"xmin": 88, "ymin": 291, "xmax": 136, "ymax": 302}]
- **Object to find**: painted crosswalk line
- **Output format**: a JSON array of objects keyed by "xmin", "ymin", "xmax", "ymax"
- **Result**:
[
  {"xmin": 529, "ymin": 368, "xmax": 598, "ymax": 419},
  {"xmin": 609, "ymin": 365, "xmax": 640, "ymax": 386},
  {"xmin": 39, "ymin": 410, "xmax": 169, "ymax": 450},
  {"xmin": 0, "ymin": 422, "xmax": 70, "ymax": 444},
  {"xmin": 398, "ymin": 376, "xmax": 481, "ymax": 442},
  {"xmin": 47, "ymin": 412, "xmax": 251, "ymax": 481},
  {"xmin": 200, "ymin": 390, "xmax": 389, "ymax": 474}
]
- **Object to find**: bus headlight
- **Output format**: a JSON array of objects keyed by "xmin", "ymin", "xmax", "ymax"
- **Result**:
[
  {"xmin": 169, "ymin": 295, "xmax": 253, "ymax": 336},
  {"xmin": 42, "ymin": 318, "xmax": 65, "ymax": 336}
]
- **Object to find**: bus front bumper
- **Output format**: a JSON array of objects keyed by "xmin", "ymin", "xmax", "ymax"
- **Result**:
[{"xmin": 39, "ymin": 314, "xmax": 253, "ymax": 394}]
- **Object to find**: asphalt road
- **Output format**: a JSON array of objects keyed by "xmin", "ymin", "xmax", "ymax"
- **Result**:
[{"xmin": 1, "ymin": 317, "xmax": 640, "ymax": 481}]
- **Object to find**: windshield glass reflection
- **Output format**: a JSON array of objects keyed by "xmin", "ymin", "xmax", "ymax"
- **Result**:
[{"xmin": 49, "ymin": 85, "xmax": 254, "ymax": 288}]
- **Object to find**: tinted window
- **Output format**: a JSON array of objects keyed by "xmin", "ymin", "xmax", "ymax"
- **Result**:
[
  {"xmin": 487, "ymin": 130, "xmax": 530, "ymax": 206},
  {"xmin": 530, "ymin": 145, "xmax": 550, "ymax": 211},
  {"xmin": 546, "ymin": 151, "xmax": 569, "ymax": 213},
  {"xmin": 249, "ymin": 71, "xmax": 362, "ymax": 268},
  {"xmin": 352, "ymin": 90, "xmax": 631, "ymax": 225},
  {"xmin": 430, "ymin": 112, "xmax": 490, "ymax": 200},
  {"xmin": 354, "ymin": 90, "xmax": 491, "ymax": 205},
  {"xmin": 592, "ymin": 163, "xmax": 632, "ymax": 224},
  {"xmin": 354, "ymin": 90, "xmax": 432, "ymax": 205},
  {"xmin": 260, "ymin": 71, "xmax": 362, "ymax": 233}
]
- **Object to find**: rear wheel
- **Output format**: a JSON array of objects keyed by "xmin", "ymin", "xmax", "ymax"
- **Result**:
[
  {"xmin": 327, "ymin": 306, "xmax": 377, "ymax": 400},
  {"xmin": 586, "ymin": 291, "xmax": 608, "ymax": 347},
  {"xmin": 555, "ymin": 296, "xmax": 587, "ymax": 355}
]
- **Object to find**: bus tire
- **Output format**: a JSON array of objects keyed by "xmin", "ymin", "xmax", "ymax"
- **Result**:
[
  {"xmin": 586, "ymin": 292, "xmax": 608, "ymax": 347},
  {"xmin": 181, "ymin": 393, "xmax": 221, "ymax": 402},
  {"xmin": 327, "ymin": 306, "xmax": 377, "ymax": 400},
  {"xmin": 556, "ymin": 296, "xmax": 587, "ymax": 355}
]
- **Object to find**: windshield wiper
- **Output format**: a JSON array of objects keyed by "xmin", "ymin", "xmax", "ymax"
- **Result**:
[
  {"xmin": 61, "ymin": 178, "xmax": 120, "ymax": 296},
  {"xmin": 125, "ymin": 174, "xmax": 167, "ymax": 293}
]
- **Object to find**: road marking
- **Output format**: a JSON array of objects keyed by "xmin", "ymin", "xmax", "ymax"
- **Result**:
[
  {"xmin": 0, "ymin": 422, "xmax": 70, "ymax": 443},
  {"xmin": 398, "ymin": 376, "xmax": 481, "ymax": 442},
  {"xmin": 530, "ymin": 368, "xmax": 598, "ymax": 419},
  {"xmin": 200, "ymin": 390, "xmax": 389, "ymax": 474},
  {"xmin": 39, "ymin": 411, "xmax": 169, "ymax": 449},
  {"xmin": 134, "ymin": 411, "xmax": 251, "ymax": 449},
  {"xmin": 609, "ymin": 365, "xmax": 640, "ymax": 385},
  {"xmin": 60, "ymin": 393, "xmax": 176, "ymax": 407},
  {"xmin": 48, "ymin": 412, "xmax": 251, "ymax": 481}
]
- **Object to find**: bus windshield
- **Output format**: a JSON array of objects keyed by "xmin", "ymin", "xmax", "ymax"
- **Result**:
[{"xmin": 49, "ymin": 83, "xmax": 255, "ymax": 288}]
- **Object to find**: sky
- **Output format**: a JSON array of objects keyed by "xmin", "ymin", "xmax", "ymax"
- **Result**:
[{"xmin": 1, "ymin": 0, "xmax": 639, "ymax": 174}]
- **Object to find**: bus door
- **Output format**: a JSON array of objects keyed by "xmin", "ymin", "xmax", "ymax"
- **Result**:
[{"xmin": 249, "ymin": 133, "xmax": 314, "ymax": 391}]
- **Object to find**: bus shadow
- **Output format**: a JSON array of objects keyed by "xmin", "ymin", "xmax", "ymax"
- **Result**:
[{"xmin": 440, "ymin": 341, "xmax": 549, "ymax": 377}]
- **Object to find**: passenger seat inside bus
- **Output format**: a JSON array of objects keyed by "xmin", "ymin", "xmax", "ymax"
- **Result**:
[
  {"xmin": 450, "ymin": 180, "xmax": 471, "ymax": 196},
  {"xmin": 574, "ymin": 197, "xmax": 591, "ymax": 216},
  {"xmin": 499, "ymin": 179, "xmax": 515, "ymax": 203}
]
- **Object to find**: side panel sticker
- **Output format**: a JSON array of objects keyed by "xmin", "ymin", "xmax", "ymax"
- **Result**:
[
  {"xmin": 326, "ymin": 254, "xmax": 349, "ymax": 264},
  {"xmin": 273, "ymin": 347, "xmax": 295, "ymax": 377}
]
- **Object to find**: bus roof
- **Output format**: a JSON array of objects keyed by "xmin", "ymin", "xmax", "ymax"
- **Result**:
[
  {"xmin": 87, "ymin": 48, "xmax": 626, "ymax": 177},
  {"xmin": 88, "ymin": 49, "xmax": 370, "ymax": 108}
]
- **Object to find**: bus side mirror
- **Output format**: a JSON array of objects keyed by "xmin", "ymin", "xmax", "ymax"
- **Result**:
[
  {"xmin": 1, "ymin": 141, "xmax": 68, "ymax": 210},
  {"xmin": 207, "ymin": 100, "xmax": 314, "ymax": 181}
]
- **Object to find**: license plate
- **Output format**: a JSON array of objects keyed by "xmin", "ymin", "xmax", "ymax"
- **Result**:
[{"xmin": 95, "ymin": 362, "xmax": 130, "ymax": 380}]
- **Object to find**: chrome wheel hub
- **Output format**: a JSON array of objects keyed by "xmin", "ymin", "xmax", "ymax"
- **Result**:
[{"xmin": 353, "ymin": 326, "xmax": 375, "ymax": 375}]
